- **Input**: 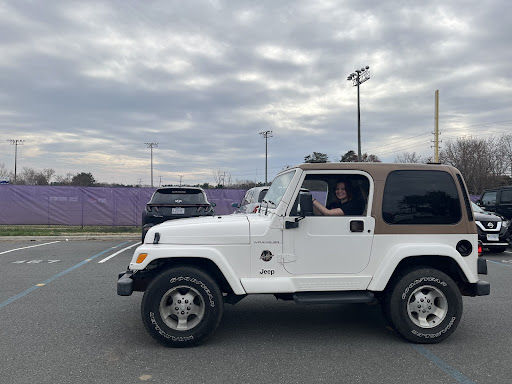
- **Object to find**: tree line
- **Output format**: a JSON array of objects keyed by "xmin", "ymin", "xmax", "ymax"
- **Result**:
[
  {"xmin": 304, "ymin": 134, "xmax": 512, "ymax": 194},
  {"xmin": 2, "ymin": 134, "xmax": 511, "ymax": 193}
]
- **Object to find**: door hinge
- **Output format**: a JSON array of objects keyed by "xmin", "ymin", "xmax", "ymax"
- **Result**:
[{"xmin": 278, "ymin": 253, "xmax": 297, "ymax": 263}]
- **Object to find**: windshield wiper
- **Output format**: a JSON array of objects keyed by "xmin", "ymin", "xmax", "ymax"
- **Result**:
[{"xmin": 261, "ymin": 199, "xmax": 276, "ymax": 215}]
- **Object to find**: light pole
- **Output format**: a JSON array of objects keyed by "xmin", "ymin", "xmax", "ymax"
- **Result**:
[
  {"xmin": 145, "ymin": 142, "xmax": 158, "ymax": 187},
  {"xmin": 259, "ymin": 131, "xmax": 272, "ymax": 184},
  {"xmin": 347, "ymin": 66, "xmax": 370, "ymax": 162},
  {"xmin": 7, "ymin": 139, "xmax": 24, "ymax": 184}
]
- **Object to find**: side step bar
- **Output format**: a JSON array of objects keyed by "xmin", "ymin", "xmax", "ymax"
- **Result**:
[{"xmin": 293, "ymin": 291, "xmax": 374, "ymax": 305}]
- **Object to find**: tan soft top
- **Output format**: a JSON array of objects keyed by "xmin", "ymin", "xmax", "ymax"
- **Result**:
[{"xmin": 283, "ymin": 163, "xmax": 474, "ymax": 235}]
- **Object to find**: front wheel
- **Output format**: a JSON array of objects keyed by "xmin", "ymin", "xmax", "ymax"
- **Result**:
[
  {"xmin": 141, "ymin": 267, "xmax": 224, "ymax": 347},
  {"xmin": 383, "ymin": 268, "xmax": 462, "ymax": 344}
]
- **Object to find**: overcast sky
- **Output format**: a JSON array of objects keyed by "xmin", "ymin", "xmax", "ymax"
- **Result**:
[{"xmin": 1, "ymin": 0, "xmax": 511, "ymax": 186}]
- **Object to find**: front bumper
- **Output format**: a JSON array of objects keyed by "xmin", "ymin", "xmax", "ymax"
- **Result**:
[
  {"xmin": 117, "ymin": 270, "xmax": 154, "ymax": 296},
  {"xmin": 117, "ymin": 271, "xmax": 135, "ymax": 296}
]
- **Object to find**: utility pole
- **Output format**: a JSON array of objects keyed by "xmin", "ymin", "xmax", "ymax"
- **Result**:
[
  {"xmin": 7, "ymin": 139, "xmax": 24, "ymax": 184},
  {"xmin": 347, "ymin": 66, "xmax": 370, "ymax": 162},
  {"xmin": 259, "ymin": 131, "xmax": 273, "ymax": 184},
  {"xmin": 179, "ymin": 175, "xmax": 183, "ymax": 186},
  {"xmin": 145, "ymin": 142, "xmax": 158, "ymax": 188},
  {"xmin": 434, "ymin": 90, "xmax": 440, "ymax": 163}
]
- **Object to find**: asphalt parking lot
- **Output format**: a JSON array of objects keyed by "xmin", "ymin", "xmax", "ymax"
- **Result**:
[{"xmin": 0, "ymin": 239, "xmax": 511, "ymax": 384}]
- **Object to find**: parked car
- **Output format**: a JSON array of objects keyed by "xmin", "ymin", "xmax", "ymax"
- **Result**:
[
  {"xmin": 477, "ymin": 185, "xmax": 512, "ymax": 220},
  {"xmin": 141, "ymin": 186, "xmax": 215, "ymax": 242},
  {"xmin": 232, "ymin": 186, "xmax": 269, "ymax": 213},
  {"xmin": 471, "ymin": 202, "xmax": 510, "ymax": 253}
]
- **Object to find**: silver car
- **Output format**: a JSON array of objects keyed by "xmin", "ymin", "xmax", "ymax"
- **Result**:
[{"xmin": 232, "ymin": 186, "xmax": 269, "ymax": 214}]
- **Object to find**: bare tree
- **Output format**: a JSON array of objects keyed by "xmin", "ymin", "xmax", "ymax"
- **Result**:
[
  {"xmin": 211, "ymin": 169, "xmax": 231, "ymax": 187},
  {"xmin": 440, "ymin": 136, "xmax": 512, "ymax": 194},
  {"xmin": 499, "ymin": 134, "xmax": 512, "ymax": 177},
  {"xmin": 0, "ymin": 163, "xmax": 9, "ymax": 178},
  {"xmin": 394, "ymin": 152, "xmax": 425, "ymax": 163}
]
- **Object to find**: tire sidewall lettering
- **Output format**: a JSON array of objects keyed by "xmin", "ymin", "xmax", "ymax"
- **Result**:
[
  {"xmin": 142, "ymin": 268, "xmax": 224, "ymax": 347},
  {"xmin": 386, "ymin": 269, "xmax": 462, "ymax": 343},
  {"xmin": 401, "ymin": 277, "xmax": 447, "ymax": 300},
  {"xmin": 169, "ymin": 276, "xmax": 215, "ymax": 307},
  {"xmin": 411, "ymin": 316, "xmax": 457, "ymax": 339}
]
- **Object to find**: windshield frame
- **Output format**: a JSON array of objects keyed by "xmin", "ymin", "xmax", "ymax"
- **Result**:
[{"xmin": 262, "ymin": 170, "xmax": 296, "ymax": 208}]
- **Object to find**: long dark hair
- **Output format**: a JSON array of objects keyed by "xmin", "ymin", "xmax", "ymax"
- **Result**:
[{"xmin": 335, "ymin": 180, "xmax": 353, "ymax": 201}]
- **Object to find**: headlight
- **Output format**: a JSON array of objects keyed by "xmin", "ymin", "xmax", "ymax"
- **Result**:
[{"xmin": 503, "ymin": 220, "xmax": 510, "ymax": 228}]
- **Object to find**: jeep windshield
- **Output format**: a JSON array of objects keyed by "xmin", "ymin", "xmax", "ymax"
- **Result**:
[{"xmin": 263, "ymin": 170, "xmax": 296, "ymax": 208}]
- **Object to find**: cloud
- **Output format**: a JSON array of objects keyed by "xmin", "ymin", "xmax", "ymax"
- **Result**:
[{"xmin": 1, "ymin": 0, "xmax": 511, "ymax": 185}]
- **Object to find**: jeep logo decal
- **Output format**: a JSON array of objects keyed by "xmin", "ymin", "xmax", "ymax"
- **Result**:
[{"xmin": 260, "ymin": 250, "xmax": 273, "ymax": 262}]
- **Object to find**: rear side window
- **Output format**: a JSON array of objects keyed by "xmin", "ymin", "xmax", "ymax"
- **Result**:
[
  {"xmin": 150, "ymin": 189, "xmax": 207, "ymax": 204},
  {"xmin": 501, "ymin": 190, "xmax": 512, "ymax": 203},
  {"xmin": 481, "ymin": 192, "xmax": 497, "ymax": 205},
  {"xmin": 382, "ymin": 170, "xmax": 461, "ymax": 225}
]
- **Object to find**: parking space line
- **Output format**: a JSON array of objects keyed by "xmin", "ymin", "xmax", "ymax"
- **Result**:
[
  {"xmin": 413, "ymin": 345, "xmax": 477, "ymax": 384},
  {"xmin": 0, "ymin": 241, "xmax": 130, "ymax": 310},
  {"xmin": 0, "ymin": 241, "xmax": 60, "ymax": 255},
  {"xmin": 98, "ymin": 242, "xmax": 140, "ymax": 263}
]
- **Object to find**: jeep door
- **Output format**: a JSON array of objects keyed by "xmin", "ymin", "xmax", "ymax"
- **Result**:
[{"xmin": 281, "ymin": 171, "xmax": 375, "ymax": 275}]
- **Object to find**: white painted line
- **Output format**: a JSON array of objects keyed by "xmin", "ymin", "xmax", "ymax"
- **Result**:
[
  {"xmin": 0, "ymin": 241, "xmax": 60, "ymax": 255},
  {"xmin": 98, "ymin": 242, "xmax": 140, "ymax": 263},
  {"xmin": 504, "ymin": 250, "xmax": 512, "ymax": 254}
]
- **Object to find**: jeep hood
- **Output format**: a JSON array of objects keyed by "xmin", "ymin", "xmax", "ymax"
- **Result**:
[{"xmin": 145, "ymin": 215, "xmax": 250, "ymax": 245}]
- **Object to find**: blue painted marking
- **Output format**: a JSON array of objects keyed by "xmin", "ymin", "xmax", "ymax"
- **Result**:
[
  {"xmin": 413, "ymin": 345, "xmax": 476, "ymax": 384},
  {"xmin": 0, "ymin": 241, "xmax": 130, "ymax": 310}
]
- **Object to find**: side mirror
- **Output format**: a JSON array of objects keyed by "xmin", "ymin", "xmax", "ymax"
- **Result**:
[
  {"xmin": 211, "ymin": 202, "xmax": 217, "ymax": 207},
  {"xmin": 299, "ymin": 193, "xmax": 314, "ymax": 216},
  {"xmin": 231, "ymin": 202, "xmax": 239, "ymax": 208}
]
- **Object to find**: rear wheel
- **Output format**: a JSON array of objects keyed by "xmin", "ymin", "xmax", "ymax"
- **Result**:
[
  {"xmin": 383, "ymin": 268, "xmax": 462, "ymax": 343},
  {"xmin": 141, "ymin": 267, "xmax": 223, "ymax": 348}
]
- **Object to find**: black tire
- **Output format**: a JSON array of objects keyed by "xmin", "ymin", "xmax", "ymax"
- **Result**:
[
  {"xmin": 141, "ymin": 267, "xmax": 224, "ymax": 348},
  {"xmin": 487, "ymin": 246, "xmax": 507, "ymax": 253},
  {"xmin": 383, "ymin": 268, "xmax": 462, "ymax": 344}
]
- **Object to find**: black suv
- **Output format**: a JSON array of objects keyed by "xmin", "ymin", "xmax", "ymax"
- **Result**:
[
  {"xmin": 141, "ymin": 186, "xmax": 215, "ymax": 242},
  {"xmin": 478, "ymin": 185, "xmax": 512, "ymax": 220},
  {"xmin": 472, "ymin": 202, "xmax": 510, "ymax": 253}
]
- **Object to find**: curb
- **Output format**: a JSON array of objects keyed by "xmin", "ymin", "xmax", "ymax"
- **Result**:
[{"xmin": 0, "ymin": 235, "xmax": 140, "ymax": 242}]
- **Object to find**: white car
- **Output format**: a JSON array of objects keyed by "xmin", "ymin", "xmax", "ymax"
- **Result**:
[
  {"xmin": 118, "ymin": 163, "xmax": 489, "ymax": 347},
  {"xmin": 232, "ymin": 186, "xmax": 269, "ymax": 213}
]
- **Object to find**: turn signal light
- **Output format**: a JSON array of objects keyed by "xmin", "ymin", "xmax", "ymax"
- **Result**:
[{"xmin": 136, "ymin": 253, "xmax": 148, "ymax": 263}]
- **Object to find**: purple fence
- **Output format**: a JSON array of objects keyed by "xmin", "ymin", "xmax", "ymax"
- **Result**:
[{"xmin": 0, "ymin": 186, "xmax": 246, "ymax": 226}]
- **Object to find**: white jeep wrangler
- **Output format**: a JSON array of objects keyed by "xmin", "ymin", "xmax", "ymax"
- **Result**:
[{"xmin": 118, "ymin": 163, "xmax": 489, "ymax": 347}]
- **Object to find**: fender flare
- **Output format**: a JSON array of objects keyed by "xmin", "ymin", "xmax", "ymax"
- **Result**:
[
  {"xmin": 130, "ymin": 246, "xmax": 246, "ymax": 295},
  {"xmin": 367, "ymin": 243, "xmax": 478, "ymax": 292}
]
